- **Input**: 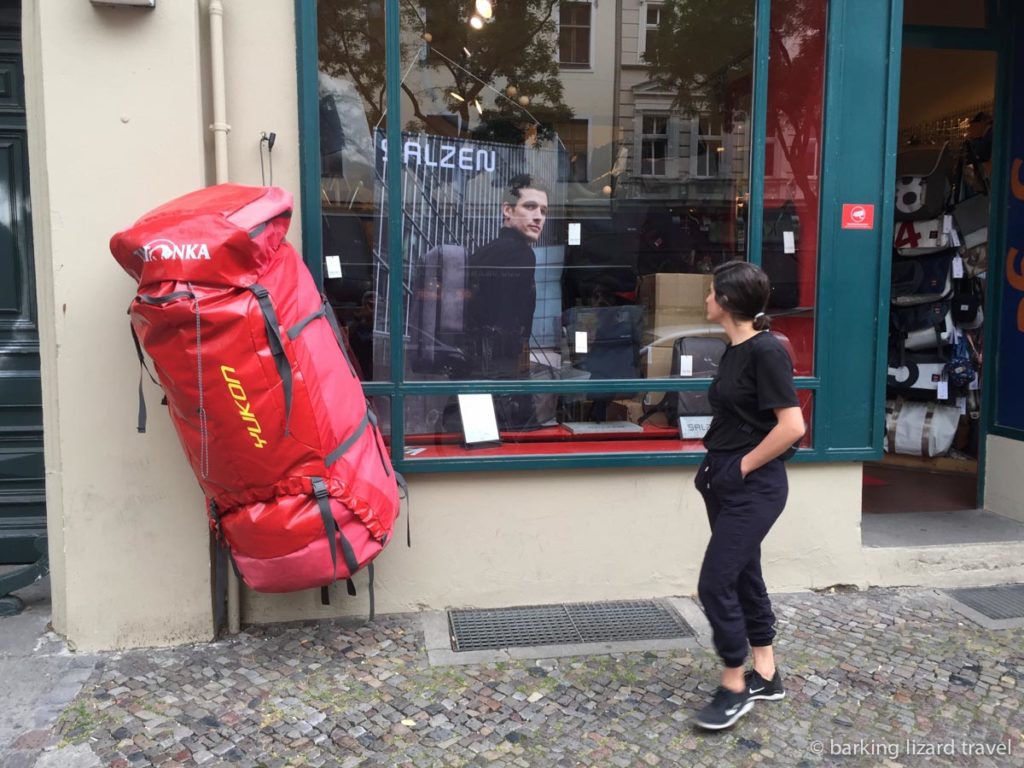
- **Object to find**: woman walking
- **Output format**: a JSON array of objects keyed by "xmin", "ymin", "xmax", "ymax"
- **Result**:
[{"xmin": 692, "ymin": 261, "xmax": 805, "ymax": 730}]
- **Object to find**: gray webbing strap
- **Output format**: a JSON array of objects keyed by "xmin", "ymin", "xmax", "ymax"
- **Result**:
[
  {"xmin": 368, "ymin": 409, "xmax": 391, "ymax": 477},
  {"xmin": 129, "ymin": 323, "xmax": 160, "ymax": 433},
  {"xmin": 312, "ymin": 477, "xmax": 359, "ymax": 578},
  {"xmin": 886, "ymin": 400, "xmax": 899, "ymax": 454},
  {"xmin": 249, "ymin": 284, "xmax": 293, "ymax": 436},
  {"xmin": 312, "ymin": 477, "xmax": 338, "ymax": 578},
  {"xmin": 396, "ymin": 471, "xmax": 410, "ymax": 548},
  {"xmin": 287, "ymin": 305, "xmax": 328, "ymax": 340},
  {"xmin": 367, "ymin": 562, "xmax": 375, "ymax": 622},
  {"xmin": 922, "ymin": 403, "xmax": 935, "ymax": 457},
  {"xmin": 136, "ymin": 290, "xmax": 195, "ymax": 305},
  {"xmin": 326, "ymin": 411, "xmax": 369, "ymax": 466},
  {"xmin": 322, "ymin": 298, "xmax": 357, "ymax": 377}
]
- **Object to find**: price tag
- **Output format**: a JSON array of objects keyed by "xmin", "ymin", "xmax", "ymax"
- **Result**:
[
  {"xmin": 950, "ymin": 228, "xmax": 961, "ymax": 248},
  {"xmin": 937, "ymin": 378, "xmax": 949, "ymax": 400},
  {"xmin": 325, "ymin": 255, "xmax": 343, "ymax": 279},
  {"xmin": 678, "ymin": 355, "xmax": 693, "ymax": 376},
  {"xmin": 783, "ymin": 231, "xmax": 796, "ymax": 254},
  {"xmin": 956, "ymin": 396, "xmax": 967, "ymax": 415},
  {"xmin": 952, "ymin": 255, "xmax": 965, "ymax": 279},
  {"xmin": 575, "ymin": 331, "xmax": 588, "ymax": 354},
  {"xmin": 942, "ymin": 214, "xmax": 953, "ymax": 234},
  {"xmin": 568, "ymin": 222, "xmax": 581, "ymax": 246},
  {"xmin": 679, "ymin": 416, "xmax": 713, "ymax": 439},
  {"xmin": 969, "ymin": 373, "xmax": 980, "ymax": 391}
]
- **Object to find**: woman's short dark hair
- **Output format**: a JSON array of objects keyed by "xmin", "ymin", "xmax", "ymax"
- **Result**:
[{"xmin": 712, "ymin": 260, "xmax": 772, "ymax": 330}]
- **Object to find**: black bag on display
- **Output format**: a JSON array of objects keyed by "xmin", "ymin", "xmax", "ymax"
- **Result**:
[
  {"xmin": 894, "ymin": 143, "xmax": 954, "ymax": 221},
  {"xmin": 762, "ymin": 206, "xmax": 800, "ymax": 309},
  {"xmin": 890, "ymin": 249, "xmax": 954, "ymax": 306},
  {"xmin": 640, "ymin": 336, "xmax": 727, "ymax": 425},
  {"xmin": 563, "ymin": 305, "xmax": 645, "ymax": 399},
  {"xmin": 886, "ymin": 351, "xmax": 947, "ymax": 399},
  {"xmin": 951, "ymin": 276, "xmax": 984, "ymax": 327},
  {"xmin": 890, "ymin": 298, "xmax": 953, "ymax": 355}
]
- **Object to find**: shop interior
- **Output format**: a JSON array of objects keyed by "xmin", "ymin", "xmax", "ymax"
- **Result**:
[{"xmin": 862, "ymin": 33, "xmax": 995, "ymax": 516}]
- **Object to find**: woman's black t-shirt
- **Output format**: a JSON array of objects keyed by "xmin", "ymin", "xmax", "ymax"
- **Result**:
[{"xmin": 703, "ymin": 331, "xmax": 799, "ymax": 455}]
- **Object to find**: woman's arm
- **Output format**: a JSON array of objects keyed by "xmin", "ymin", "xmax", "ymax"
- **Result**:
[{"xmin": 739, "ymin": 405, "xmax": 806, "ymax": 477}]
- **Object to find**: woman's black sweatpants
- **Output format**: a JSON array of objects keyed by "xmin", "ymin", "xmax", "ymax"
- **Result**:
[{"xmin": 695, "ymin": 450, "xmax": 788, "ymax": 668}]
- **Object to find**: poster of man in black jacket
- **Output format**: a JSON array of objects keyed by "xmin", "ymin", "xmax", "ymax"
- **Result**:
[{"xmin": 466, "ymin": 174, "xmax": 548, "ymax": 380}]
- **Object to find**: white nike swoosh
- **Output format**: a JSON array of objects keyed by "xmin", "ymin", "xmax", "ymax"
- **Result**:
[
  {"xmin": 749, "ymin": 686, "xmax": 765, "ymax": 694},
  {"xmin": 725, "ymin": 705, "xmax": 741, "ymax": 716}
]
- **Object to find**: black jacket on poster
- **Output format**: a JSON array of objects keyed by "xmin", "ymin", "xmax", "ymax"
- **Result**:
[{"xmin": 467, "ymin": 227, "xmax": 537, "ymax": 336}]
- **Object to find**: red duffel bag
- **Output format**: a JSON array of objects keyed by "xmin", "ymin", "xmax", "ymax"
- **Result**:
[{"xmin": 110, "ymin": 184, "xmax": 400, "ymax": 612}]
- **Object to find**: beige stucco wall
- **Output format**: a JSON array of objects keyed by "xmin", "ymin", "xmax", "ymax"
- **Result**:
[
  {"xmin": 985, "ymin": 435, "xmax": 1024, "ymax": 523},
  {"xmin": 25, "ymin": 0, "xmax": 213, "ymax": 651},
  {"xmin": 24, "ymin": 0, "xmax": 301, "ymax": 651},
  {"xmin": 244, "ymin": 463, "xmax": 868, "ymax": 624}
]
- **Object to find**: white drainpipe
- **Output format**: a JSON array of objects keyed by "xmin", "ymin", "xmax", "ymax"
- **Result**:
[{"xmin": 208, "ymin": 0, "xmax": 240, "ymax": 634}]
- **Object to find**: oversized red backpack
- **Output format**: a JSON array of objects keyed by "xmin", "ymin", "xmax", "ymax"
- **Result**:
[{"xmin": 110, "ymin": 184, "xmax": 401, "ymax": 614}]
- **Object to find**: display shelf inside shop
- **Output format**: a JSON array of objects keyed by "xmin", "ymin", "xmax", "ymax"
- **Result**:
[{"xmin": 868, "ymin": 452, "xmax": 978, "ymax": 475}]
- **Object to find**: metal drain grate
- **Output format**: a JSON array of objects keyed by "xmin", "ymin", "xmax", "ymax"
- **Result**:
[
  {"xmin": 448, "ymin": 600, "xmax": 694, "ymax": 652},
  {"xmin": 946, "ymin": 584, "xmax": 1024, "ymax": 620}
]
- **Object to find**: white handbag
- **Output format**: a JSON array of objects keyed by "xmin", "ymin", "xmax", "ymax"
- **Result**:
[
  {"xmin": 884, "ymin": 399, "xmax": 960, "ymax": 457},
  {"xmin": 893, "ymin": 218, "xmax": 952, "ymax": 255}
]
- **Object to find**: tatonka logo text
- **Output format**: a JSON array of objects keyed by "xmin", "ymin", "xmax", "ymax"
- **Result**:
[
  {"xmin": 142, "ymin": 238, "xmax": 212, "ymax": 261},
  {"xmin": 221, "ymin": 365, "xmax": 267, "ymax": 448}
]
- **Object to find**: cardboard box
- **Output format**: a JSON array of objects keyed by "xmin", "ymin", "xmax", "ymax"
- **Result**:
[
  {"xmin": 638, "ymin": 273, "xmax": 713, "ymax": 330},
  {"xmin": 641, "ymin": 345, "xmax": 673, "ymax": 378}
]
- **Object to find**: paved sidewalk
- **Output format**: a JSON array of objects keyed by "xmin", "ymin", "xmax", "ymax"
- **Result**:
[{"xmin": 1, "ymin": 586, "xmax": 1022, "ymax": 767}]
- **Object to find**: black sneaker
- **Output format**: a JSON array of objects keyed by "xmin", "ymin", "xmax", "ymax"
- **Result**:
[
  {"xmin": 745, "ymin": 668, "xmax": 785, "ymax": 701},
  {"xmin": 693, "ymin": 686, "xmax": 754, "ymax": 730}
]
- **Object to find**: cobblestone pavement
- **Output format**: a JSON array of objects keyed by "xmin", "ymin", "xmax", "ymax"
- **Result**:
[{"xmin": 5, "ymin": 587, "xmax": 1024, "ymax": 768}]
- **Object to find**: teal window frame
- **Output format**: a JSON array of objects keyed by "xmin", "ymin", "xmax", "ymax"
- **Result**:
[{"xmin": 295, "ymin": 0, "xmax": 905, "ymax": 474}]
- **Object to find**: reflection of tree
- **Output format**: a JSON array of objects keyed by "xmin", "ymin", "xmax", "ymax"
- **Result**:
[
  {"xmin": 317, "ymin": 3, "xmax": 391, "ymax": 128},
  {"xmin": 644, "ymin": 0, "xmax": 754, "ymax": 130},
  {"xmin": 765, "ymin": 0, "xmax": 825, "ymax": 206},
  {"xmin": 645, "ymin": 0, "xmax": 824, "ymax": 206},
  {"xmin": 317, "ymin": 1, "xmax": 570, "ymax": 137},
  {"xmin": 403, "ymin": 0, "xmax": 569, "ymax": 132}
]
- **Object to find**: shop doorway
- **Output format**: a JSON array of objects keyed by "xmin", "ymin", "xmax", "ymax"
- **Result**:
[{"xmin": 863, "ymin": 13, "xmax": 996, "ymax": 517}]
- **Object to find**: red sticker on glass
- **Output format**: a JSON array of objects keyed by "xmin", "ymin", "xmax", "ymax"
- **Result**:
[{"xmin": 841, "ymin": 204, "xmax": 874, "ymax": 229}]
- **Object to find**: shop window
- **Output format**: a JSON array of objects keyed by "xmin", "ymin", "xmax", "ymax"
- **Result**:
[
  {"xmin": 316, "ymin": 1, "xmax": 388, "ymax": 382},
  {"xmin": 559, "ymin": 1, "xmax": 592, "ymax": 68},
  {"xmin": 761, "ymin": 0, "xmax": 827, "ymax": 377},
  {"xmin": 312, "ymin": 0, "xmax": 808, "ymax": 463},
  {"xmin": 398, "ymin": 389, "xmax": 814, "ymax": 462}
]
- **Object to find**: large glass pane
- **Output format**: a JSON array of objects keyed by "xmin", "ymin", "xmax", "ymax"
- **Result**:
[
  {"xmin": 380, "ymin": 0, "xmax": 755, "ymax": 446},
  {"xmin": 317, "ymin": 1, "xmax": 389, "ymax": 382},
  {"xmin": 399, "ymin": 389, "xmax": 813, "ymax": 459},
  {"xmin": 762, "ymin": 0, "xmax": 827, "ymax": 376}
]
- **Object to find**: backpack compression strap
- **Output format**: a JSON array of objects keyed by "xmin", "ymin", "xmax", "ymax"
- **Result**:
[
  {"xmin": 311, "ymin": 477, "xmax": 359, "ymax": 579},
  {"xmin": 249, "ymin": 285, "xmax": 294, "ymax": 436}
]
